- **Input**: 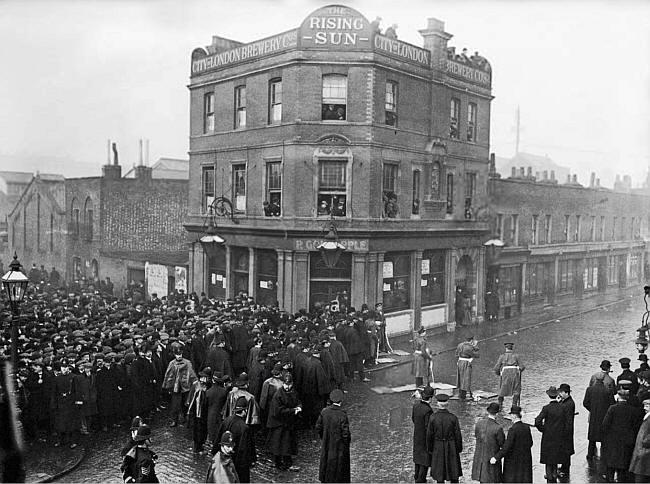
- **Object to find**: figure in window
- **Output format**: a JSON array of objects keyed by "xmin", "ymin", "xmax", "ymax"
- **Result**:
[
  {"xmin": 323, "ymin": 104, "xmax": 339, "ymax": 120},
  {"xmin": 412, "ymin": 198, "xmax": 420, "ymax": 215},
  {"xmin": 318, "ymin": 199, "xmax": 330, "ymax": 216},
  {"xmin": 383, "ymin": 191, "xmax": 399, "ymax": 218},
  {"xmin": 331, "ymin": 197, "xmax": 346, "ymax": 217},
  {"xmin": 464, "ymin": 198, "xmax": 473, "ymax": 219}
]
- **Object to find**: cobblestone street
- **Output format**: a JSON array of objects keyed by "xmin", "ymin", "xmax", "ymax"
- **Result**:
[{"xmin": 61, "ymin": 298, "xmax": 641, "ymax": 482}]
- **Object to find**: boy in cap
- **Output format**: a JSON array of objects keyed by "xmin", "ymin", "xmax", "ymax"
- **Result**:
[
  {"xmin": 315, "ymin": 390, "xmax": 351, "ymax": 483},
  {"xmin": 493, "ymin": 342, "xmax": 525, "ymax": 410},
  {"xmin": 206, "ymin": 431, "xmax": 239, "ymax": 483},
  {"xmin": 426, "ymin": 393, "xmax": 463, "ymax": 483},
  {"xmin": 412, "ymin": 386, "xmax": 434, "ymax": 482},
  {"xmin": 472, "ymin": 402, "xmax": 504, "ymax": 483},
  {"xmin": 491, "ymin": 405, "xmax": 533, "ymax": 483}
]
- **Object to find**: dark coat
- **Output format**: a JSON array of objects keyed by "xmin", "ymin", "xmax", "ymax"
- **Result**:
[
  {"xmin": 206, "ymin": 384, "xmax": 229, "ymax": 442},
  {"xmin": 583, "ymin": 381, "xmax": 615, "ymax": 442},
  {"xmin": 205, "ymin": 347, "xmax": 234, "ymax": 378},
  {"xmin": 494, "ymin": 421, "xmax": 533, "ymax": 483},
  {"xmin": 74, "ymin": 372, "xmax": 98, "ymax": 417},
  {"xmin": 315, "ymin": 404, "xmax": 351, "ymax": 483},
  {"xmin": 535, "ymin": 400, "xmax": 569, "ymax": 464},
  {"xmin": 559, "ymin": 395, "xmax": 576, "ymax": 456},
  {"xmin": 131, "ymin": 357, "xmax": 157, "ymax": 414},
  {"xmin": 248, "ymin": 360, "xmax": 270, "ymax": 403},
  {"xmin": 96, "ymin": 365, "xmax": 120, "ymax": 417},
  {"xmin": 602, "ymin": 400, "xmax": 644, "ymax": 469},
  {"xmin": 51, "ymin": 373, "xmax": 78, "ymax": 433},
  {"xmin": 618, "ymin": 369, "xmax": 640, "ymax": 394},
  {"xmin": 266, "ymin": 386, "xmax": 301, "ymax": 456},
  {"xmin": 472, "ymin": 417, "xmax": 504, "ymax": 483},
  {"xmin": 411, "ymin": 400, "xmax": 433, "ymax": 466},
  {"xmin": 229, "ymin": 325, "xmax": 249, "ymax": 371},
  {"xmin": 629, "ymin": 416, "xmax": 650, "ymax": 477},
  {"xmin": 426, "ymin": 408, "xmax": 463, "ymax": 482},
  {"xmin": 215, "ymin": 414, "xmax": 257, "ymax": 468},
  {"xmin": 24, "ymin": 371, "xmax": 51, "ymax": 421}
]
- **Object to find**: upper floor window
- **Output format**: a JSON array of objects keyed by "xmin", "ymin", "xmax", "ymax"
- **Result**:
[
  {"xmin": 234, "ymin": 86, "xmax": 246, "ymax": 129},
  {"xmin": 574, "ymin": 215, "xmax": 581, "ymax": 242},
  {"xmin": 202, "ymin": 166, "xmax": 215, "ymax": 213},
  {"xmin": 412, "ymin": 170, "xmax": 421, "ymax": 215},
  {"xmin": 322, "ymin": 75, "xmax": 347, "ymax": 121},
  {"xmin": 611, "ymin": 217, "xmax": 617, "ymax": 241},
  {"xmin": 204, "ymin": 92, "xmax": 215, "ymax": 133},
  {"xmin": 84, "ymin": 197, "xmax": 94, "ymax": 242},
  {"xmin": 564, "ymin": 215, "xmax": 571, "ymax": 242},
  {"xmin": 510, "ymin": 214, "xmax": 519, "ymax": 246},
  {"xmin": 264, "ymin": 162, "xmax": 282, "ymax": 216},
  {"xmin": 600, "ymin": 216, "xmax": 605, "ymax": 241},
  {"xmin": 467, "ymin": 103, "xmax": 477, "ymax": 142},
  {"xmin": 71, "ymin": 198, "xmax": 79, "ymax": 239},
  {"xmin": 446, "ymin": 173, "xmax": 454, "ymax": 214},
  {"xmin": 431, "ymin": 162, "xmax": 441, "ymax": 199},
  {"xmin": 36, "ymin": 194, "xmax": 41, "ymax": 250},
  {"xmin": 544, "ymin": 214, "xmax": 552, "ymax": 243},
  {"xmin": 531, "ymin": 215, "xmax": 539, "ymax": 245},
  {"xmin": 269, "ymin": 79, "xmax": 282, "ymax": 124},
  {"xmin": 382, "ymin": 163, "xmax": 399, "ymax": 218},
  {"xmin": 464, "ymin": 172, "xmax": 477, "ymax": 219},
  {"xmin": 621, "ymin": 217, "xmax": 626, "ymax": 241},
  {"xmin": 385, "ymin": 81, "xmax": 397, "ymax": 126},
  {"xmin": 232, "ymin": 164, "xmax": 247, "ymax": 212},
  {"xmin": 50, "ymin": 213, "xmax": 54, "ymax": 251},
  {"xmin": 317, "ymin": 161, "xmax": 347, "ymax": 217},
  {"xmin": 450, "ymin": 98, "xmax": 460, "ymax": 139},
  {"xmin": 496, "ymin": 213, "xmax": 504, "ymax": 238},
  {"xmin": 590, "ymin": 215, "xmax": 596, "ymax": 242}
]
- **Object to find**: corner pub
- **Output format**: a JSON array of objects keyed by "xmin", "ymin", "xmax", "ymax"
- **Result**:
[{"xmin": 184, "ymin": 5, "xmax": 494, "ymax": 336}]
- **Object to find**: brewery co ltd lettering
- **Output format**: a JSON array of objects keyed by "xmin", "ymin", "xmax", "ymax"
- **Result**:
[
  {"xmin": 446, "ymin": 60, "xmax": 491, "ymax": 86},
  {"xmin": 192, "ymin": 30, "xmax": 298, "ymax": 74}
]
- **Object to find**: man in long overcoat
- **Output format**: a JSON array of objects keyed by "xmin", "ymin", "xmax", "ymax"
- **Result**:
[
  {"xmin": 472, "ymin": 402, "xmax": 504, "ymax": 483},
  {"xmin": 589, "ymin": 359, "xmax": 616, "ymax": 394},
  {"xmin": 327, "ymin": 331, "xmax": 349, "ymax": 389},
  {"xmin": 601, "ymin": 390, "xmax": 644, "ymax": 483},
  {"xmin": 315, "ymin": 389, "xmax": 351, "ymax": 483},
  {"xmin": 214, "ymin": 396, "xmax": 257, "ymax": 483},
  {"xmin": 74, "ymin": 362, "xmax": 97, "ymax": 434},
  {"xmin": 266, "ymin": 373, "xmax": 302, "ymax": 471},
  {"xmin": 412, "ymin": 386, "xmax": 433, "ymax": 483},
  {"xmin": 493, "ymin": 405, "xmax": 533, "ymax": 483},
  {"xmin": 413, "ymin": 327, "xmax": 433, "ymax": 388},
  {"xmin": 51, "ymin": 359, "xmax": 79, "ymax": 448},
  {"xmin": 456, "ymin": 335, "xmax": 479, "ymax": 400},
  {"xmin": 535, "ymin": 386, "xmax": 568, "ymax": 483},
  {"xmin": 132, "ymin": 344, "xmax": 158, "ymax": 417},
  {"xmin": 206, "ymin": 372, "xmax": 229, "ymax": 443},
  {"xmin": 583, "ymin": 374, "xmax": 614, "ymax": 459},
  {"xmin": 557, "ymin": 383, "xmax": 575, "ymax": 478},
  {"xmin": 426, "ymin": 393, "xmax": 463, "ymax": 483},
  {"xmin": 493, "ymin": 342, "xmax": 525, "ymax": 409},
  {"xmin": 205, "ymin": 336, "xmax": 234, "ymax": 378},
  {"xmin": 300, "ymin": 348, "xmax": 333, "ymax": 427},
  {"xmin": 95, "ymin": 355, "xmax": 120, "ymax": 430},
  {"xmin": 629, "ymin": 397, "xmax": 650, "ymax": 482}
]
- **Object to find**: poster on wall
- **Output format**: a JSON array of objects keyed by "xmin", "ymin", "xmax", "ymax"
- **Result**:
[
  {"xmin": 174, "ymin": 266, "xmax": 187, "ymax": 293},
  {"xmin": 145, "ymin": 262, "xmax": 168, "ymax": 298},
  {"xmin": 382, "ymin": 261, "xmax": 393, "ymax": 279},
  {"xmin": 421, "ymin": 259, "xmax": 430, "ymax": 275}
]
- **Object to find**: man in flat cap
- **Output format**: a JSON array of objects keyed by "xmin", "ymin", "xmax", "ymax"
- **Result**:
[
  {"xmin": 472, "ymin": 402, "xmax": 504, "ymax": 483},
  {"xmin": 535, "ymin": 386, "xmax": 566, "ymax": 483},
  {"xmin": 618, "ymin": 357, "xmax": 640, "ymax": 395},
  {"xmin": 316, "ymin": 389, "xmax": 351, "ymax": 483},
  {"xmin": 492, "ymin": 405, "xmax": 533, "ymax": 483},
  {"xmin": 427, "ymin": 393, "xmax": 463, "ymax": 483},
  {"xmin": 493, "ymin": 342, "xmax": 525, "ymax": 410},
  {"xmin": 412, "ymin": 386, "xmax": 434, "ymax": 482},
  {"xmin": 629, "ymin": 397, "xmax": 650, "ymax": 482},
  {"xmin": 583, "ymin": 372, "xmax": 615, "ymax": 460},
  {"xmin": 589, "ymin": 359, "xmax": 616, "ymax": 394}
]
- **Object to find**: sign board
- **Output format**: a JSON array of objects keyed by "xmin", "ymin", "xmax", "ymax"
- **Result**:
[
  {"xmin": 145, "ymin": 262, "xmax": 168, "ymax": 298},
  {"xmin": 299, "ymin": 5, "xmax": 372, "ymax": 50},
  {"xmin": 421, "ymin": 259, "xmax": 430, "ymax": 275},
  {"xmin": 174, "ymin": 266, "xmax": 187, "ymax": 293},
  {"xmin": 445, "ymin": 59, "xmax": 491, "ymax": 87},
  {"xmin": 294, "ymin": 239, "xmax": 368, "ymax": 251},
  {"xmin": 383, "ymin": 261, "xmax": 394, "ymax": 279},
  {"xmin": 374, "ymin": 35, "xmax": 430, "ymax": 66},
  {"xmin": 192, "ymin": 30, "xmax": 298, "ymax": 75}
]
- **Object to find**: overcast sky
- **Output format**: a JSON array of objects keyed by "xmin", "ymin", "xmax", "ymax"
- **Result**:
[{"xmin": 0, "ymin": 0, "xmax": 648, "ymax": 187}]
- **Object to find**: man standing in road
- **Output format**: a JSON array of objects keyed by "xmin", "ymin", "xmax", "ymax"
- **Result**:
[
  {"xmin": 427, "ymin": 393, "xmax": 463, "ymax": 483},
  {"xmin": 412, "ymin": 386, "xmax": 434, "ymax": 482},
  {"xmin": 589, "ymin": 359, "xmax": 616, "ymax": 394},
  {"xmin": 618, "ymin": 357, "xmax": 640, "ymax": 395},
  {"xmin": 535, "ymin": 386, "xmax": 567, "ymax": 483},
  {"xmin": 315, "ymin": 389, "xmax": 351, "ymax": 483},
  {"xmin": 557, "ymin": 383, "xmax": 575, "ymax": 478},
  {"xmin": 629, "ymin": 397, "xmax": 650, "ymax": 482},
  {"xmin": 456, "ymin": 335, "xmax": 479, "ymax": 400},
  {"xmin": 583, "ymin": 373, "xmax": 615, "ymax": 460},
  {"xmin": 492, "ymin": 405, "xmax": 533, "ymax": 483},
  {"xmin": 472, "ymin": 402, "xmax": 505, "ymax": 483},
  {"xmin": 493, "ymin": 342, "xmax": 525, "ymax": 410},
  {"xmin": 214, "ymin": 396, "xmax": 257, "ymax": 483}
]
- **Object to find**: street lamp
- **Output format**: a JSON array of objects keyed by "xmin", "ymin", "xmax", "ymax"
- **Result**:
[
  {"xmin": 199, "ymin": 209, "xmax": 225, "ymax": 260},
  {"xmin": 317, "ymin": 222, "xmax": 346, "ymax": 269},
  {"xmin": 637, "ymin": 286, "xmax": 650, "ymax": 354},
  {"xmin": 1, "ymin": 253, "xmax": 29, "ymax": 377}
]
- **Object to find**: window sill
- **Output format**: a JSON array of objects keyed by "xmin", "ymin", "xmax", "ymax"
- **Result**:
[
  {"xmin": 384, "ymin": 307, "xmax": 413, "ymax": 316},
  {"xmin": 421, "ymin": 302, "xmax": 446, "ymax": 311}
]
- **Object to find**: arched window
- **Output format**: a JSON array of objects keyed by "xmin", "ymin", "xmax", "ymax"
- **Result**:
[
  {"xmin": 70, "ymin": 198, "xmax": 79, "ymax": 238},
  {"xmin": 83, "ymin": 197, "xmax": 93, "ymax": 241},
  {"xmin": 431, "ymin": 162, "xmax": 441, "ymax": 200}
]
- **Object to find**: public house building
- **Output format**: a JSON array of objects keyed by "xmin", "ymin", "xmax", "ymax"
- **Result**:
[{"xmin": 185, "ymin": 5, "xmax": 494, "ymax": 335}]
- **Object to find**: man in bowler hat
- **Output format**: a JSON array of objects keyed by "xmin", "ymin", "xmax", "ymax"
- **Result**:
[
  {"xmin": 315, "ymin": 389, "xmax": 351, "ymax": 483},
  {"xmin": 492, "ymin": 405, "xmax": 533, "ymax": 483},
  {"xmin": 472, "ymin": 402, "xmax": 504, "ymax": 483},
  {"xmin": 427, "ymin": 393, "xmax": 463, "ymax": 483},
  {"xmin": 535, "ymin": 386, "xmax": 567, "ymax": 483},
  {"xmin": 557, "ymin": 383, "xmax": 575, "ymax": 478}
]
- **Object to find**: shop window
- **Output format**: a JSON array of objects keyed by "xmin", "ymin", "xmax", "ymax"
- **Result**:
[
  {"xmin": 450, "ymin": 98, "xmax": 460, "ymax": 139},
  {"xmin": 630, "ymin": 254, "xmax": 641, "ymax": 282},
  {"xmin": 583, "ymin": 258, "xmax": 598, "ymax": 291},
  {"xmin": 446, "ymin": 173, "xmax": 454, "ymax": 214},
  {"xmin": 322, "ymin": 75, "xmax": 347, "ymax": 121},
  {"xmin": 317, "ymin": 160, "xmax": 347, "ymax": 217},
  {"xmin": 231, "ymin": 247, "xmax": 249, "ymax": 298},
  {"xmin": 558, "ymin": 260, "xmax": 575, "ymax": 294},
  {"xmin": 73, "ymin": 257, "xmax": 83, "ymax": 281},
  {"xmin": 202, "ymin": 166, "xmax": 215, "ymax": 212},
  {"xmin": 309, "ymin": 252, "xmax": 351, "ymax": 312},
  {"xmin": 421, "ymin": 250, "xmax": 445, "ymax": 306},
  {"xmin": 499, "ymin": 266, "xmax": 519, "ymax": 307},
  {"xmin": 234, "ymin": 86, "xmax": 246, "ymax": 129},
  {"xmin": 385, "ymin": 81, "xmax": 397, "ymax": 126},
  {"xmin": 264, "ymin": 162, "xmax": 282, "ymax": 216},
  {"xmin": 383, "ymin": 252, "xmax": 411, "ymax": 312},
  {"xmin": 269, "ymin": 79, "xmax": 282, "ymax": 124},
  {"xmin": 467, "ymin": 103, "xmax": 477, "ymax": 142},
  {"xmin": 412, "ymin": 170, "xmax": 421, "ymax": 215},
  {"xmin": 431, "ymin": 162, "xmax": 441, "ymax": 199},
  {"xmin": 525, "ymin": 262, "xmax": 549, "ymax": 300},
  {"xmin": 204, "ymin": 92, "xmax": 215, "ymax": 133},
  {"xmin": 608, "ymin": 255, "xmax": 619, "ymax": 285},
  {"xmin": 382, "ymin": 164, "xmax": 399, "ymax": 218},
  {"xmin": 232, "ymin": 164, "xmax": 246, "ymax": 212},
  {"xmin": 207, "ymin": 243, "xmax": 227, "ymax": 300},
  {"xmin": 256, "ymin": 249, "xmax": 278, "ymax": 307}
]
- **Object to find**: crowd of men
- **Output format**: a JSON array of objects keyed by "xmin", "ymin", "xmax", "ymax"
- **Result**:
[
  {"xmin": 0, "ymin": 264, "xmax": 392, "ymax": 482},
  {"xmin": 411, "ymin": 353, "xmax": 650, "ymax": 483}
]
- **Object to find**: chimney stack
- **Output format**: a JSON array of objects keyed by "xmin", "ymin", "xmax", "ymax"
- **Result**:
[
  {"xmin": 520, "ymin": 167, "xmax": 525, "ymax": 177},
  {"xmin": 107, "ymin": 139, "xmax": 111, "ymax": 165},
  {"xmin": 590, "ymin": 172, "xmax": 596, "ymax": 188},
  {"xmin": 527, "ymin": 167, "xmax": 533, "ymax": 178},
  {"xmin": 596, "ymin": 178, "xmax": 600, "ymax": 187},
  {"xmin": 511, "ymin": 167, "xmax": 517, "ymax": 178},
  {"xmin": 543, "ymin": 170, "xmax": 548, "ymax": 181},
  {"xmin": 102, "ymin": 141, "xmax": 122, "ymax": 179},
  {"xmin": 566, "ymin": 174, "xmax": 571, "ymax": 184},
  {"xmin": 145, "ymin": 139, "xmax": 150, "ymax": 166},
  {"xmin": 572, "ymin": 174, "xmax": 578, "ymax": 184},
  {"xmin": 419, "ymin": 18, "xmax": 452, "ymax": 70},
  {"xmin": 550, "ymin": 170, "xmax": 555, "ymax": 181},
  {"xmin": 139, "ymin": 139, "xmax": 143, "ymax": 166}
]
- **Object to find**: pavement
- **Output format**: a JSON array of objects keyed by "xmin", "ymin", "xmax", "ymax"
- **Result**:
[{"xmin": 24, "ymin": 286, "xmax": 640, "ymax": 482}]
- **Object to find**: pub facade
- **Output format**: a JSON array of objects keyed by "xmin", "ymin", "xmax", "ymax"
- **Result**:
[{"xmin": 185, "ymin": 5, "xmax": 493, "ymax": 335}]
